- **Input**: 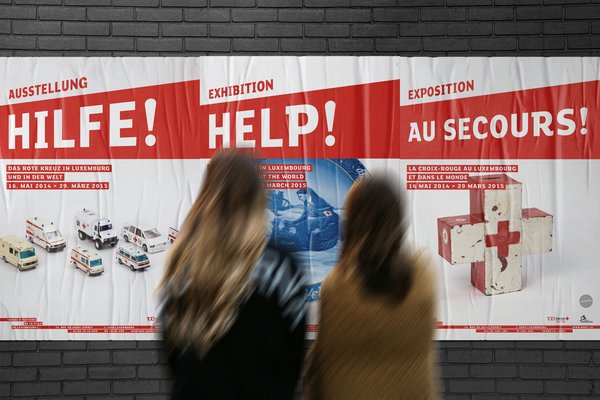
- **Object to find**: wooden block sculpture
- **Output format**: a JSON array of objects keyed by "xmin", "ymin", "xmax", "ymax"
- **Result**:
[{"xmin": 438, "ymin": 174, "xmax": 553, "ymax": 295}]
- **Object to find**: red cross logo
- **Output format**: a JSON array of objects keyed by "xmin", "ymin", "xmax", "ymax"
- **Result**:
[{"xmin": 485, "ymin": 220, "xmax": 521, "ymax": 258}]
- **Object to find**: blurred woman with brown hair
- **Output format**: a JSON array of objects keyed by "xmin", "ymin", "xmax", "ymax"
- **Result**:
[
  {"xmin": 160, "ymin": 151, "xmax": 306, "ymax": 400},
  {"xmin": 306, "ymin": 175, "xmax": 439, "ymax": 400}
]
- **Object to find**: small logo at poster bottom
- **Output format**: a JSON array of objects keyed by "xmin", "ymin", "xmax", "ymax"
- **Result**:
[
  {"xmin": 579, "ymin": 294, "xmax": 593, "ymax": 308},
  {"xmin": 580, "ymin": 315, "xmax": 594, "ymax": 324}
]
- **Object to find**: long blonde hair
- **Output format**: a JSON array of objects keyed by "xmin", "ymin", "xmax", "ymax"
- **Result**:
[{"xmin": 160, "ymin": 151, "xmax": 267, "ymax": 355}]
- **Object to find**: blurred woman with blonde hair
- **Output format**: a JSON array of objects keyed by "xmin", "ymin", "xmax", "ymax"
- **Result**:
[
  {"xmin": 160, "ymin": 151, "xmax": 306, "ymax": 400},
  {"xmin": 306, "ymin": 175, "xmax": 439, "ymax": 400}
]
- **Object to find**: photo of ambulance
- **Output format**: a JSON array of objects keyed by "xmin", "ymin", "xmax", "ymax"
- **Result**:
[
  {"xmin": 0, "ymin": 235, "xmax": 39, "ymax": 271},
  {"xmin": 25, "ymin": 217, "xmax": 66, "ymax": 252},
  {"xmin": 168, "ymin": 227, "xmax": 179, "ymax": 244},
  {"xmin": 121, "ymin": 223, "xmax": 167, "ymax": 253},
  {"xmin": 115, "ymin": 243, "xmax": 151, "ymax": 271},
  {"xmin": 74, "ymin": 209, "xmax": 119, "ymax": 250},
  {"xmin": 70, "ymin": 247, "xmax": 104, "ymax": 276}
]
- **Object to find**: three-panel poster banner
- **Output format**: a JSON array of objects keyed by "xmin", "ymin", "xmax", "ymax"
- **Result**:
[{"xmin": 0, "ymin": 57, "xmax": 598, "ymax": 340}]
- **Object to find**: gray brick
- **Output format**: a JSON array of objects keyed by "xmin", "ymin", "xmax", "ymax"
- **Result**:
[
  {"xmin": 326, "ymin": 9, "xmax": 370, "ymax": 22},
  {"xmin": 497, "ymin": 380, "xmax": 543, "ymax": 393},
  {"xmin": 279, "ymin": 9, "xmax": 324, "ymax": 22},
  {"xmin": 88, "ymin": 37, "xmax": 134, "ymax": 50},
  {"xmin": 329, "ymin": 38, "xmax": 373, "ymax": 51},
  {"xmin": 515, "ymin": 341, "xmax": 564, "ymax": 349},
  {"xmin": 566, "ymin": 5, "xmax": 600, "ymax": 19},
  {"xmin": 113, "ymin": 22, "xmax": 159, "ymax": 37},
  {"xmin": 39, "ymin": 366, "xmax": 87, "ymax": 380},
  {"xmin": 544, "ymin": 0, "xmax": 588, "ymax": 2},
  {"xmin": 186, "ymin": 38, "xmax": 230, "ymax": 51},
  {"xmin": 352, "ymin": 0, "xmax": 396, "ymax": 5},
  {"xmin": 447, "ymin": 0, "xmax": 491, "ymax": 4},
  {"xmin": 209, "ymin": 0, "xmax": 255, "ymax": 6},
  {"xmin": 138, "ymin": 365, "xmax": 172, "ymax": 379},
  {"xmin": 258, "ymin": 23, "xmax": 302, "ymax": 37},
  {"xmin": 114, "ymin": 0, "xmax": 159, "ymax": 5},
  {"xmin": 547, "ymin": 381, "xmax": 594, "ymax": 394},
  {"xmin": 137, "ymin": 38, "xmax": 183, "ymax": 51},
  {"xmin": 373, "ymin": 8, "xmax": 418, "ymax": 21},
  {"xmin": 15, "ymin": 0, "xmax": 61, "ymax": 3},
  {"xmin": 401, "ymin": 23, "xmax": 445, "ymax": 36},
  {"xmin": 63, "ymin": 351, "xmax": 111, "ymax": 364},
  {"xmin": 0, "ymin": 384, "xmax": 8, "ymax": 398},
  {"xmin": 161, "ymin": 379, "xmax": 173, "ymax": 393},
  {"xmin": 135, "ymin": 396, "xmax": 169, "ymax": 400},
  {"xmin": 472, "ymin": 397, "xmax": 519, "ymax": 400},
  {"xmin": 0, "ymin": 367, "xmax": 36, "ymax": 381},
  {"xmin": 423, "ymin": 37, "xmax": 468, "ymax": 51},
  {"xmin": 495, "ymin": 0, "xmax": 540, "ymax": 3},
  {"xmin": 305, "ymin": 23, "xmax": 349, "ymax": 37},
  {"xmin": 0, "ymin": 342, "xmax": 36, "ymax": 351},
  {"xmin": 439, "ymin": 365, "xmax": 469, "ymax": 379},
  {"xmin": 66, "ymin": 0, "xmax": 110, "ymax": 4},
  {"xmin": 471, "ymin": 365, "xmax": 517, "ymax": 378},
  {"xmin": 520, "ymin": 36, "xmax": 564, "ymax": 50},
  {"xmin": 232, "ymin": 37, "xmax": 278, "ymax": 51},
  {"xmin": 14, "ymin": 352, "xmax": 61, "ymax": 366},
  {"xmin": 162, "ymin": 23, "xmax": 208, "ymax": 37},
  {"xmin": 568, "ymin": 366, "xmax": 600, "ymax": 379},
  {"xmin": 281, "ymin": 38, "xmax": 326, "ymax": 51},
  {"xmin": 544, "ymin": 350, "xmax": 590, "ymax": 363},
  {"xmin": 437, "ymin": 342, "xmax": 471, "ymax": 349},
  {"xmin": 447, "ymin": 350, "xmax": 493, "ymax": 363},
  {"xmin": 421, "ymin": 8, "xmax": 466, "ymax": 21},
  {"xmin": 64, "ymin": 381, "xmax": 111, "ymax": 395},
  {"xmin": 375, "ymin": 37, "xmax": 420, "ymax": 51},
  {"xmin": 497, "ymin": 350, "xmax": 543, "ymax": 363},
  {"xmin": 0, "ymin": 20, "xmax": 9, "ymax": 34},
  {"xmin": 12, "ymin": 382, "xmax": 61, "ymax": 397},
  {"xmin": 469, "ymin": 8, "xmax": 513, "ymax": 20},
  {"xmin": 210, "ymin": 23, "xmax": 254, "ymax": 37},
  {"xmin": 114, "ymin": 381, "xmax": 161, "ymax": 394},
  {"xmin": 519, "ymin": 365, "xmax": 565, "ymax": 379},
  {"xmin": 495, "ymin": 21, "xmax": 540, "ymax": 35},
  {"xmin": 397, "ymin": 0, "xmax": 443, "ymax": 4},
  {"xmin": 232, "ymin": 9, "xmax": 277, "ymax": 22},
  {"xmin": 447, "ymin": 22, "xmax": 492, "ymax": 35},
  {"xmin": 594, "ymin": 351, "xmax": 600, "ymax": 363},
  {"xmin": 113, "ymin": 350, "xmax": 159, "ymax": 364},
  {"xmin": 449, "ymin": 380, "xmax": 495, "ymax": 393},
  {"xmin": 162, "ymin": 0, "xmax": 207, "ymax": 5},
  {"xmin": 0, "ymin": 353, "xmax": 9, "ymax": 366},
  {"xmin": 0, "ymin": 5, "xmax": 36, "ymax": 19},
  {"xmin": 89, "ymin": 366, "xmax": 136, "ymax": 380},
  {"xmin": 39, "ymin": 6, "xmax": 85, "ymax": 20},
  {"xmin": 258, "ymin": 0, "xmax": 301, "ymax": 6},
  {"xmin": 185, "ymin": 8, "xmax": 230, "ymax": 22},
  {"xmin": 13, "ymin": 21, "xmax": 61, "ymax": 35},
  {"xmin": 306, "ymin": 0, "xmax": 349, "ymax": 6},
  {"xmin": 88, "ymin": 8, "xmax": 135, "ymax": 21},
  {"xmin": 352, "ymin": 24, "xmax": 397, "ymax": 37},
  {"xmin": 137, "ymin": 8, "xmax": 182, "ymax": 21},
  {"xmin": 471, "ymin": 37, "xmax": 517, "ymax": 50},
  {"xmin": 566, "ymin": 341, "xmax": 600, "ymax": 349},
  {"xmin": 88, "ymin": 341, "xmax": 137, "ymax": 350},
  {"xmin": 517, "ymin": 6, "xmax": 563, "ymax": 20},
  {"xmin": 568, "ymin": 36, "xmax": 600, "ymax": 49},
  {"xmin": 64, "ymin": 22, "xmax": 109, "ymax": 35},
  {"xmin": 39, "ymin": 342, "xmax": 85, "ymax": 351}
]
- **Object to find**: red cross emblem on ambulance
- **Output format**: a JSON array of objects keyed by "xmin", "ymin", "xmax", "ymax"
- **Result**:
[{"xmin": 437, "ymin": 174, "xmax": 553, "ymax": 295}]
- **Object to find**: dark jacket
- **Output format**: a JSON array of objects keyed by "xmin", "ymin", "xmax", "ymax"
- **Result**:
[{"xmin": 165, "ymin": 247, "xmax": 306, "ymax": 400}]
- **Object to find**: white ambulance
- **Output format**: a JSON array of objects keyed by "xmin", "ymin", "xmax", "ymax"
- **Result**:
[
  {"xmin": 121, "ymin": 223, "xmax": 167, "ymax": 253},
  {"xmin": 74, "ymin": 209, "xmax": 119, "ymax": 250},
  {"xmin": 69, "ymin": 247, "xmax": 104, "ymax": 276},
  {"xmin": 168, "ymin": 227, "xmax": 179, "ymax": 244},
  {"xmin": 115, "ymin": 243, "xmax": 151, "ymax": 271},
  {"xmin": 0, "ymin": 235, "xmax": 39, "ymax": 271},
  {"xmin": 25, "ymin": 217, "xmax": 66, "ymax": 252}
]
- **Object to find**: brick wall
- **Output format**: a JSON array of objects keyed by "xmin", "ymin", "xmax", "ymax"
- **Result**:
[{"xmin": 1, "ymin": 0, "xmax": 600, "ymax": 398}]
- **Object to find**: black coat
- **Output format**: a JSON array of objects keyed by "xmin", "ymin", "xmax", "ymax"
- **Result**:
[{"xmin": 166, "ymin": 247, "xmax": 306, "ymax": 400}]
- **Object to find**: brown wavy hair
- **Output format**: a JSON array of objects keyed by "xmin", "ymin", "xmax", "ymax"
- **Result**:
[
  {"xmin": 159, "ymin": 151, "xmax": 267, "ymax": 355},
  {"xmin": 340, "ymin": 175, "xmax": 413, "ymax": 302}
]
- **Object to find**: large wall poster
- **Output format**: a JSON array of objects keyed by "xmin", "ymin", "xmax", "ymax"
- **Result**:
[{"xmin": 0, "ymin": 57, "xmax": 598, "ymax": 340}]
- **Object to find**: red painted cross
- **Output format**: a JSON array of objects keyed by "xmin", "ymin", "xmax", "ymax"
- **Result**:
[{"xmin": 485, "ymin": 220, "xmax": 521, "ymax": 258}]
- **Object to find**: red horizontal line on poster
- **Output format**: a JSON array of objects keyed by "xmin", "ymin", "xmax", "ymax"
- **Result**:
[{"xmin": 0, "ymin": 79, "xmax": 598, "ymax": 159}]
